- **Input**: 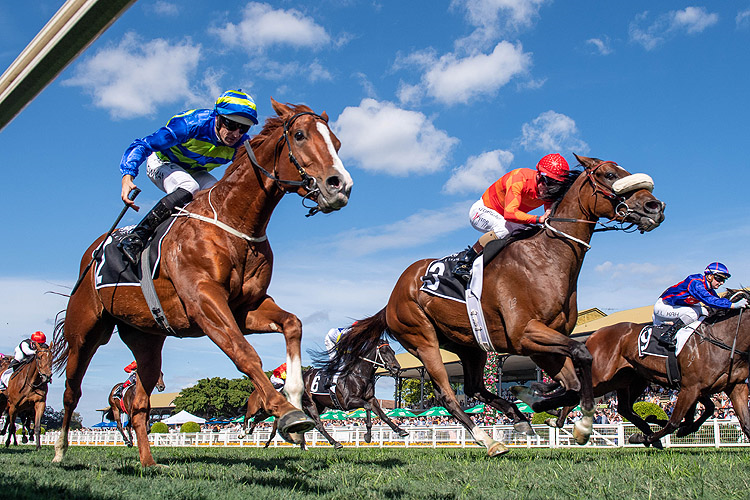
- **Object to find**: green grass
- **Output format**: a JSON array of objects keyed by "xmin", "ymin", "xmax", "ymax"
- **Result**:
[{"xmin": 0, "ymin": 446, "xmax": 748, "ymax": 499}]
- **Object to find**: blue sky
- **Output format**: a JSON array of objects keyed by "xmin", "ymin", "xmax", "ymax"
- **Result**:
[{"xmin": 1, "ymin": 1, "xmax": 749, "ymax": 426}]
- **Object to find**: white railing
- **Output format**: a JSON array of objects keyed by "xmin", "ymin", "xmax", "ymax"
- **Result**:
[{"xmin": 36, "ymin": 419, "xmax": 750, "ymax": 449}]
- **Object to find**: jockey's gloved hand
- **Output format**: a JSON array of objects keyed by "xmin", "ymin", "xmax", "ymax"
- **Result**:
[{"xmin": 730, "ymin": 298, "xmax": 749, "ymax": 309}]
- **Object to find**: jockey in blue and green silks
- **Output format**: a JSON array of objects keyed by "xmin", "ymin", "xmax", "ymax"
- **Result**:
[{"xmin": 117, "ymin": 89, "xmax": 259, "ymax": 265}]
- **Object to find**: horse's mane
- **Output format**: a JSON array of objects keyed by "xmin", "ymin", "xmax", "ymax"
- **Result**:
[
  {"xmin": 705, "ymin": 288, "xmax": 750, "ymax": 323},
  {"xmin": 220, "ymin": 101, "xmax": 317, "ymax": 180},
  {"xmin": 312, "ymin": 314, "xmax": 393, "ymax": 377},
  {"xmin": 548, "ymin": 168, "xmax": 584, "ymax": 217}
]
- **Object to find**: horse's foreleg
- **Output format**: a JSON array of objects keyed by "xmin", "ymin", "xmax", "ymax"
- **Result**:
[
  {"xmin": 34, "ymin": 402, "xmax": 44, "ymax": 451},
  {"xmin": 676, "ymin": 398, "xmax": 711, "ymax": 438},
  {"xmin": 363, "ymin": 405, "xmax": 373, "ymax": 443},
  {"xmin": 727, "ymin": 384, "xmax": 750, "ymax": 441},
  {"xmin": 519, "ymin": 321, "xmax": 595, "ymax": 445},
  {"xmin": 644, "ymin": 388, "xmax": 700, "ymax": 447},
  {"xmin": 5, "ymin": 408, "xmax": 15, "ymax": 448},
  {"xmin": 369, "ymin": 398, "xmax": 409, "ymax": 437}
]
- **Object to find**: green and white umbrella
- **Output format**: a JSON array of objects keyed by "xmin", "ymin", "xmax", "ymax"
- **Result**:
[
  {"xmin": 347, "ymin": 408, "xmax": 368, "ymax": 418},
  {"xmin": 230, "ymin": 415, "xmax": 245, "ymax": 423},
  {"xmin": 464, "ymin": 403, "xmax": 485, "ymax": 414},
  {"xmin": 513, "ymin": 401, "xmax": 534, "ymax": 413},
  {"xmin": 386, "ymin": 408, "xmax": 417, "ymax": 418},
  {"xmin": 417, "ymin": 406, "xmax": 451, "ymax": 417},
  {"xmin": 320, "ymin": 409, "xmax": 348, "ymax": 420}
]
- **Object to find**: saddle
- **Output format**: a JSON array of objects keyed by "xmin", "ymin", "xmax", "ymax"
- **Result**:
[{"xmin": 637, "ymin": 321, "xmax": 701, "ymax": 387}]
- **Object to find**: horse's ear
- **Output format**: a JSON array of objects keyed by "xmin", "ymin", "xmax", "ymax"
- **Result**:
[
  {"xmin": 270, "ymin": 97, "xmax": 291, "ymax": 117},
  {"xmin": 573, "ymin": 153, "xmax": 595, "ymax": 169},
  {"xmin": 321, "ymin": 111, "xmax": 329, "ymax": 122}
]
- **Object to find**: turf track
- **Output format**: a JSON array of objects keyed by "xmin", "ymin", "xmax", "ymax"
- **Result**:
[{"xmin": 0, "ymin": 446, "xmax": 748, "ymax": 499}]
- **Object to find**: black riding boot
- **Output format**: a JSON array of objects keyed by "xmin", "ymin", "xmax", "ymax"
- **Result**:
[
  {"xmin": 659, "ymin": 318, "xmax": 686, "ymax": 347},
  {"xmin": 453, "ymin": 246, "xmax": 478, "ymax": 283},
  {"xmin": 118, "ymin": 188, "xmax": 193, "ymax": 265}
]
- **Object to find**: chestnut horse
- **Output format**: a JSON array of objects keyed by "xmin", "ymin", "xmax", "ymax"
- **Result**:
[
  {"xmin": 105, "ymin": 371, "xmax": 165, "ymax": 447},
  {"xmin": 243, "ymin": 340, "xmax": 406, "ymax": 448},
  {"xmin": 551, "ymin": 289, "xmax": 750, "ymax": 448},
  {"xmin": 346, "ymin": 155, "xmax": 664, "ymax": 456},
  {"xmin": 52, "ymin": 98, "xmax": 353, "ymax": 467},
  {"xmin": 0, "ymin": 343, "xmax": 53, "ymax": 450}
]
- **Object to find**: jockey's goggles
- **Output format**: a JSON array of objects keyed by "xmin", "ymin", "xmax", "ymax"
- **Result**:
[
  {"xmin": 220, "ymin": 115, "xmax": 251, "ymax": 134},
  {"xmin": 712, "ymin": 274, "xmax": 728, "ymax": 283}
]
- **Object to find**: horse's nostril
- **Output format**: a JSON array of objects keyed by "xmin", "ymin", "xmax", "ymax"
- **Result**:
[
  {"xmin": 326, "ymin": 176, "xmax": 341, "ymax": 190},
  {"xmin": 645, "ymin": 200, "xmax": 662, "ymax": 213}
]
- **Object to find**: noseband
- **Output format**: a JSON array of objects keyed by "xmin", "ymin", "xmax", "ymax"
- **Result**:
[{"xmin": 244, "ymin": 111, "xmax": 328, "ymax": 217}]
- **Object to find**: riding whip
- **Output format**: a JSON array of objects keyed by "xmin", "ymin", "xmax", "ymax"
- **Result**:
[{"xmin": 69, "ymin": 188, "xmax": 141, "ymax": 296}]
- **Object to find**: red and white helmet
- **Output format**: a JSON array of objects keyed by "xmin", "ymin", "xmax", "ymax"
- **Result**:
[
  {"xmin": 31, "ymin": 331, "xmax": 46, "ymax": 343},
  {"xmin": 536, "ymin": 153, "xmax": 569, "ymax": 181}
]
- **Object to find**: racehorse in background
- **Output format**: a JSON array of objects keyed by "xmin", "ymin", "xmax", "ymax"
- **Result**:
[
  {"xmin": 52, "ymin": 98, "xmax": 353, "ymax": 467},
  {"xmin": 105, "ymin": 371, "xmax": 165, "ymax": 447},
  {"xmin": 550, "ymin": 289, "xmax": 750, "ymax": 448},
  {"xmin": 0, "ymin": 342, "xmax": 53, "ymax": 450},
  {"xmin": 243, "ymin": 339, "xmax": 407, "ymax": 449},
  {"xmin": 346, "ymin": 155, "xmax": 665, "ymax": 456}
]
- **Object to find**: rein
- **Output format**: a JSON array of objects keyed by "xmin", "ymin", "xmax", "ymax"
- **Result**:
[{"xmin": 694, "ymin": 314, "xmax": 750, "ymax": 359}]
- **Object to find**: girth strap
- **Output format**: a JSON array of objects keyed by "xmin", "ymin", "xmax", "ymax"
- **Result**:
[{"xmin": 139, "ymin": 246, "xmax": 178, "ymax": 336}]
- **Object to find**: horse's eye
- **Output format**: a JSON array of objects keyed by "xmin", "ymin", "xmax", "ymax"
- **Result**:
[
  {"xmin": 294, "ymin": 130, "xmax": 305, "ymax": 141},
  {"xmin": 605, "ymin": 172, "xmax": 617, "ymax": 181}
]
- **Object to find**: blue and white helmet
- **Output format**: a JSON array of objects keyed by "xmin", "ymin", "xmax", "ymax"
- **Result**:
[
  {"xmin": 215, "ymin": 89, "xmax": 258, "ymax": 126},
  {"xmin": 704, "ymin": 262, "xmax": 730, "ymax": 279}
]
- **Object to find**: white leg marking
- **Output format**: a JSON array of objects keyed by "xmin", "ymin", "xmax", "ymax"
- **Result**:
[{"xmin": 285, "ymin": 353, "xmax": 303, "ymax": 409}]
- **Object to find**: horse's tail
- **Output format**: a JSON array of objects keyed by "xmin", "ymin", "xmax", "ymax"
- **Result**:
[
  {"xmin": 323, "ymin": 308, "xmax": 391, "ymax": 375},
  {"xmin": 104, "ymin": 408, "xmax": 114, "ymax": 421},
  {"xmin": 51, "ymin": 310, "xmax": 69, "ymax": 375}
]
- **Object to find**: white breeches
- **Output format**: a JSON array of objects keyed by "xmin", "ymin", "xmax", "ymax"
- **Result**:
[
  {"xmin": 469, "ymin": 199, "xmax": 525, "ymax": 238},
  {"xmin": 652, "ymin": 298, "xmax": 704, "ymax": 325},
  {"xmin": 146, "ymin": 153, "xmax": 218, "ymax": 195}
]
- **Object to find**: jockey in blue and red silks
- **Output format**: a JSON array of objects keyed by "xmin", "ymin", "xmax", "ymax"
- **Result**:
[{"xmin": 653, "ymin": 262, "xmax": 749, "ymax": 345}]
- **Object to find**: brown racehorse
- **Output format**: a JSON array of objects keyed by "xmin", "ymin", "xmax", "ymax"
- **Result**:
[
  {"xmin": 243, "ymin": 340, "xmax": 406, "ymax": 448},
  {"xmin": 51, "ymin": 98, "xmax": 353, "ymax": 467},
  {"xmin": 0, "ymin": 343, "xmax": 53, "ymax": 450},
  {"xmin": 345, "ymin": 155, "xmax": 665, "ymax": 456},
  {"xmin": 105, "ymin": 371, "xmax": 165, "ymax": 447},
  {"xmin": 551, "ymin": 289, "xmax": 750, "ymax": 448}
]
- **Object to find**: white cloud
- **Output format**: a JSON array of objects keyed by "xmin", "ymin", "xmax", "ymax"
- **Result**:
[
  {"xmin": 451, "ymin": 0, "xmax": 548, "ymax": 50},
  {"xmin": 332, "ymin": 98, "xmax": 459, "ymax": 175},
  {"xmin": 518, "ymin": 110, "xmax": 589, "ymax": 153},
  {"xmin": 443, "ymin": 149, "xmax": 514, "ymax": 195},
  {"xmin": 211, "ymin": 2, "xmax": 330, "ymax": 51},
  {"xmin": 150, "ymin": 1, "xmax": 179, "ymax": 16},
  {"xmin": 422, "ymin": 42, "xmax": 532, "ymax": 105},
  {"xmin": 629, "ymin": 7, "xmax": 719, "ymax": 50},
  {"xmin": 586, "ymin": 36, "xmax": 613, "ymax": 55},
  {"xmin": 329, "ymin": 202, "xmax": 469, "ymax": 256},
  {"xmin": 736, "ymin": 9, "xmax": 750, "ymax": 28},
  {"xmin": 246, "ymin": 58, "xmax": 332, "ymax": 83},
  {"xmin": 63, "ymin": 33, "xmax": 201, "ymax": 118}
]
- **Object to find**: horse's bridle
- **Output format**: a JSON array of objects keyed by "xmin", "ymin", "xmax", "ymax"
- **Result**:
[
  {"xmin": 245, "ymin": 111, "xmax": 328, "ymax": 217},
  {"xmin": 359, "ymin": 343, "xmax": 396, "ymax": 374}
]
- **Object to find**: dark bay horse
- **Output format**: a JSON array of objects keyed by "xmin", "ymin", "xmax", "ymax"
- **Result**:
[
  {"xmin": 244, "ymin": 340, "xmax": 407, "ymax": 449},
  {"xmin": 105, "ymin": 371, "xmax": 165, "ymax": 447},
  {"xmin": 551, "ymin": 289, "xmax": 750, "ymax": 448},
  {"xmin": 346, "ymin": 155, "xmax": 665, "ymax": 456},
  {"xmin": 0, "ymin": 343, "xmax": 53, "ymax": 450},
  {"xmin": 52, "ymin": 98, "xmax": 353, "ymax": 467}
]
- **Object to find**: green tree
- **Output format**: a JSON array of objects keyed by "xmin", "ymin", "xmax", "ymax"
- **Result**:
[{"xmin": 173, "ymin": 377, "xmax": 254, "ymax": 419}]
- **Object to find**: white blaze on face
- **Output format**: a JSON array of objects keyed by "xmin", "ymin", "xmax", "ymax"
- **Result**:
[{"xmin": 316, "ymin": 122, "xmax": 353, "ymax": 190}]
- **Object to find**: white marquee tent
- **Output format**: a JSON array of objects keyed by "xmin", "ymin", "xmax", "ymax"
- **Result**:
[{"xmin": 162, "ymin": 410, "xmax": 205, "ymax": 425}]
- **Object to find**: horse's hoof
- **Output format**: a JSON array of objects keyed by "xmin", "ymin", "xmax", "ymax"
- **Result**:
[
  {"xmin": 544, "ymin": 417, "xmax": 558, "ymax": 428},
  {"xmin": 628, "ymin": 433, "xmax": 646, "ymax": 445},
  {"xmin": 573, "ymin": 413, "xmax": 593, "ymax": 445},
  {"xmin": 126, "ymin": 442, "xmax": 133, "ymax": 448},
  {"xmin": 398, "ymin": 429, "xmax": 409, "ymax": 437},
  {"xmin": 364, "ymin": 433, "xmax": 372, "ymax": 443},
  {"xmin": 652, "ymin": 439, "xmax": 664, "ymax": 450},
  {"xmin": 333, "ymin": 442, "xmax": 343, "ymax": 450},
  {"xmin": 514, "ymin": 421, "xmax": 535, "ymax": 436},
  {"xmin": 278, "ymin": 410, "xmax": 315, "ymax": 444},
  {"xmin": 487, "ymin": 441, "xmax": 509, "ymax": 457}
]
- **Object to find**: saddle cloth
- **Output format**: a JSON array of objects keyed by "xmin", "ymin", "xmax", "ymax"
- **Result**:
[
  {"xmin": 419, "ymin": 252, "xmax": 467, "ymax": 303},
  {"xmin": 310, "ymin": 370, "xmax": 342, "ymax": 408},
  {"xmin": 94, "ymin": 218, "xmax": 178, "ymax": 290},
  {"xmin": 637, "ymin": 320, "xmax": 701, "ymax": 358}
]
